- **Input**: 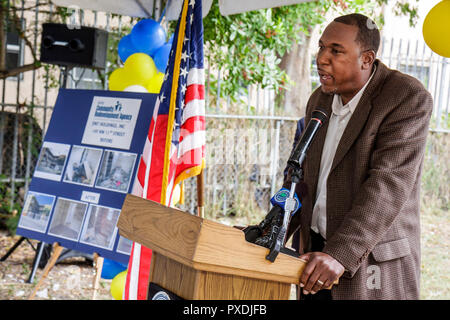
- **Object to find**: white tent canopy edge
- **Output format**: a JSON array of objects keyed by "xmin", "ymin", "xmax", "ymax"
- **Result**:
[{"xmin": 51, "ymin": 0, "xmax": 315, "ymax": 20}]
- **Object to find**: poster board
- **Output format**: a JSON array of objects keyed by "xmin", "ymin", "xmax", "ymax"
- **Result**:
[{"xmin": 16, "ymin": 89, "xmax": 156, "ymax": 264}]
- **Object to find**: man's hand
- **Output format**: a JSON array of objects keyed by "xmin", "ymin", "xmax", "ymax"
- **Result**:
[{"xmin": 299, "ymin": 252, "xmax": 344, "ymax": 295}]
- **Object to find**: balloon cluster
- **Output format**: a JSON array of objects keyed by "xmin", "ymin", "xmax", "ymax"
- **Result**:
[
  {"xmin": 109, "ymin": 19, "xmax": 173, "ymax": 93},
  {"xmin": 100, "ymin": 258, "xmax": 127, "ymax": 300}
]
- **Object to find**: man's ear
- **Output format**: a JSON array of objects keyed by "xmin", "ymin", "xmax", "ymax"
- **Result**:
[{"xmin": 361, "ymin": 50, "xmax": 376, "ymax": 70}]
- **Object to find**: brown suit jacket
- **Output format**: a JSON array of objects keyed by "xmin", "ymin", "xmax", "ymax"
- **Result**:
[{"xmin": 285, "ymin": 60, "xmax": 433, "ymax": 300}]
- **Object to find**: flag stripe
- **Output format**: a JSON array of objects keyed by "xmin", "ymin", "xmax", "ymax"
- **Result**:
[
  {"xmin": 179, "ymin": 130, "xmax": 205, "ymax": 155},
  {"xmin": 182, "ymin": 99, "xmax": 205, "ymax": 124},
  {"xmin": 187, "ymin": 68, "xmax": 205, "ymax": 86},
  {"xmin": 185, "ymin": 84, "xmax": 204, "ymax": 104},
  {"xmin": 124, "ymin": 242, "xmax": 140, "ymax": 300},
  {"xmin": 137, "ymin": 246, "xmax": 152, "ymax": 300},
  {"xmin": 176, "ymin": 146, "xmax": 205, "ymax": 170},
  {"xmin": 180, "ymin": 116, "xmax": 205, "ymax": 139}
]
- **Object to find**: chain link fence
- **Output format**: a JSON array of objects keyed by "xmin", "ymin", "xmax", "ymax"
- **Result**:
[{"xmin": 179, "ymin": 115, "xmax": 297, "ymax": 224}]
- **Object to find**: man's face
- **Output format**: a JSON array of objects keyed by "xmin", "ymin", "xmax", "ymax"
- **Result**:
[{"xmin": 316, "ymin": 21, "xmax": 367, "ymax": 98}]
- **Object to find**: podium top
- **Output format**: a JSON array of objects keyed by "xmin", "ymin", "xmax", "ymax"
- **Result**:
[{"xmin": 117, "ymin": 194, "xmax": 307, "ymax": 284}]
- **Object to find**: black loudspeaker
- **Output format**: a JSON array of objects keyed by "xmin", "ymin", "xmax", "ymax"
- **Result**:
[{"xmin": 40, "ymin": 23, "xmax": 108, "ymax": 69}]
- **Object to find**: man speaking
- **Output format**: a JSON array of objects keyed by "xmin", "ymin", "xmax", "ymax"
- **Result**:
[{"xmin": 283, "ymin": 13, "xmax": 433, "ymax": 300}]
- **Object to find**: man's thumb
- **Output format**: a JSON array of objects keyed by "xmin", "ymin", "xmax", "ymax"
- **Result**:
[{"xmin": 299, "ymin": 252, "xmax": 312, "ymax": 262}]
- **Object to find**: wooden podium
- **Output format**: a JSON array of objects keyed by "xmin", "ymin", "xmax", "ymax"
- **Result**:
[{"xmin": 117, "ymin": 194, "xmax": 309, "ymax": 300}]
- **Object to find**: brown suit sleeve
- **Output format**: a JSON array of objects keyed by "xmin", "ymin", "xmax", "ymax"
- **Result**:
[{"xmin": 322, "ymin": 80, "xmax": 433, "ymax": 277}]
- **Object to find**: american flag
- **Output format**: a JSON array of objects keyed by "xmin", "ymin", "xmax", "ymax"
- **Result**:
[{"xmin": 124, "ymin": 0, "xmax": 205, "ymax": 300}]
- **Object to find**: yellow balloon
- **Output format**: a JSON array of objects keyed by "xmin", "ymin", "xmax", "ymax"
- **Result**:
[
  {"xmin": 110, "ymin": 270, "xmax": 127, "ymax": 300},
  {"xmin": 124, "ymin": 53, "xmax": 157, "ymax": 85},
  {"xmin": 108, "ymin": 68, "xmax": 131, "ymax": 91},
  {"xmin": 423, "ymin": 0, "xmax": 450, "ymax": 58},
  {"xmin": 145, "ymin": 72, "xmax": 165, "ymax": 93}
]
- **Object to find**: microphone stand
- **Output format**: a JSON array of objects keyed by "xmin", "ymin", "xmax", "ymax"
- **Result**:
[{"xmin": 265, "ymin": 166, "xmax": 302, "ymax": 262}]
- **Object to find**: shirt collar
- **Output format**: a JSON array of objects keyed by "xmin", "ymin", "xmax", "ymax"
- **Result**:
[{"xmin": 332, "ymin": 65, "xmax": 377, "ymax": 116}]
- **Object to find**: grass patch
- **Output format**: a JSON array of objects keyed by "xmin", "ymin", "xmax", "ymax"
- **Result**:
[{"xmin": 419, "ymin": 132, "xmax": 449, "ymax": 299}]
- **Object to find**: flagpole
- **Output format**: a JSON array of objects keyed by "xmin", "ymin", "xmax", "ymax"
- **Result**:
[{"xmin": 196, "ymin": 168, "xmax": 204, "ymax": 218}]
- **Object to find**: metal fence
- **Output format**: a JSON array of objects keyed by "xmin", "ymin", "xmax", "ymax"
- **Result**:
[
  {"xmin": 378, "ymin": 37, "xmax": 450, "ymax": 133},
  {"xmin": 177, "ymin": 115, "xmax": 297, "ymax": 222},
  {"xmin": 0, "ymin": 1, "xmax": 448, "ymax": 225}
]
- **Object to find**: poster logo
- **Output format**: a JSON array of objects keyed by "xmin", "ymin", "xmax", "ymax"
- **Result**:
[
  {"xmin": 94, "ymin": 101, "xmax": 132, "ymax": 121},
  {"xmin": 82, "ymin": 96, "xmax": 142, "ymax": 150}
]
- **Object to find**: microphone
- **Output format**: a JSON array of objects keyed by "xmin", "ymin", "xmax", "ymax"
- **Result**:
[{"xmin": 287, "ymin": 109, "xmax": 328, "ymax": 170}]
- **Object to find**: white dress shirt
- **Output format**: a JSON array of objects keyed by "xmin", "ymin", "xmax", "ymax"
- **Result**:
[{"xmin": 311, "ymin": 68, "xmax": 376, "ymax": 239}]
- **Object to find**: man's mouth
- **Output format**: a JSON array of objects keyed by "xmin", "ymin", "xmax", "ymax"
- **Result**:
[{"xmin": 318, "ymin": 70, "xmax": 334, "ymax": 84}]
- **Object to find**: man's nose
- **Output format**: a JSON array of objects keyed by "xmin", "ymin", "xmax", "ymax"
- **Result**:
[{"xmin": 316, "ymin": 49, "xmax": 330, "ymax": 66}]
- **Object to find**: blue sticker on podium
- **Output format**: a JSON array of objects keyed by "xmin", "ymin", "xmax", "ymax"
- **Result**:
[{"xmin": 15, "ymin": 89, "xmax": 157, "ymax": 264}]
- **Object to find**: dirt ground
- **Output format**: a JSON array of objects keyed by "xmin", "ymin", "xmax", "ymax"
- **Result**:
[{"xmin": 0, "ymin": 230, "xmax": 113, "ymax": 300}]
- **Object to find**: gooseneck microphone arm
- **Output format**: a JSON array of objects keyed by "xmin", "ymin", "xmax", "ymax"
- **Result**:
[{"xmin": 265, "ymin": 108, "xmax": 328, "ymax": 262}]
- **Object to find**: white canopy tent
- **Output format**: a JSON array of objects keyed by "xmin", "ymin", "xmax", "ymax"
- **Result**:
[{"xmin": 51, "ymin": 0, "xmax": 315, "ymax": 19}]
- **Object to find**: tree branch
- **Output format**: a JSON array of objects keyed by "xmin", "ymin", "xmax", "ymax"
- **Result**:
[{"xmin": 0, "ymin": 61, "xmax": 42, "ymax": 80}]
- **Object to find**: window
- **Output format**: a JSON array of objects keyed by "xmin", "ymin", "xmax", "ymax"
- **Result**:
[
  {"xmin": 5, "ymin": 18, "xmax": 25, "ymax": 81},
  {"xmin": 69, "ymin": 67, "xmax": 104, "ymax": 90}
]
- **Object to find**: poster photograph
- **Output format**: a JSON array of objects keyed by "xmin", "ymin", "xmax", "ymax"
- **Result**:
[
  {"xmin": 17, "ymin": 192, "xmax": 56, "ymax": 233},
  {"xmin": 79, "ymin": 204, "xmax": 120, "ymax": 250},
  {"xmin": 95, "ymin": 150, "xmax": 137, "ymax": 193},
  {"xmin": 63, "ymin": 145, "xmax": 103, "ymax": 187},
  {"xmin": 33, "ymin": 142, "xmax": 71, "ymax": 181},
  {"xmin": 47, "ymin": 198, "xmax": 88, "ymax": 241},
  {"xmin": 116, "ymin": 236, "xmax": 133, "ymax": 255}
]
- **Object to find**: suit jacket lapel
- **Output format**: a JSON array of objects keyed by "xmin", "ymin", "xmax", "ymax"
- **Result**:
[{"xmin": 330, "ymin": 60, "xmax": 388, "ymax": 173}]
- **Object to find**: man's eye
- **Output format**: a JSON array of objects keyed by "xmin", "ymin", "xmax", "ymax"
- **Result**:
[{"xmin": 332, "ymin": 48, "xmax": 342, "ymax": 54}]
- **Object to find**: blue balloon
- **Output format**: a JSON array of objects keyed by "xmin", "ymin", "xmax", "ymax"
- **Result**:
[
  {"xmin": 118, "ymin": 34, "xmax": 136, "ymax": 63},
  {"xmin": 130, "ymin": 19, "xmax": 166, "ymax": 56},
  {"xmin": 153, "ymin": 43, "xmax": 172, "ymax": 73},
  {"xmin": 101, "ymin": 258, "xmax": 128, "ymax": 280},
  {"xmin": 168, "ymin": 33, "xmax": 174, "ymax": 44}
]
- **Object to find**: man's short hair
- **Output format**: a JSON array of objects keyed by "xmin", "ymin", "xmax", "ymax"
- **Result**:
[{"xmin": 334, "ymin": 13, "xmax": 380, "ymax": 54}]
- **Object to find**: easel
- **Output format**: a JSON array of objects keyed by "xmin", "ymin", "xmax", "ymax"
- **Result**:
[
  {"xmin": 91, "ymin": 253, "xmax": 104, "ymax": 300},
  {"xmin": 1, "ymin": 236, "xmax": 37, "ymax": 263},
  {"xmin": 0, "ymin": 209, "xmax": 53, "ymax": 284},
  {"xmin": 28, "ymin": 243, "xmax": 63, "ymax": 300},
  {"xmin": 28, "ymin": 242, "xmax": 104, "ymax": 300}
]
